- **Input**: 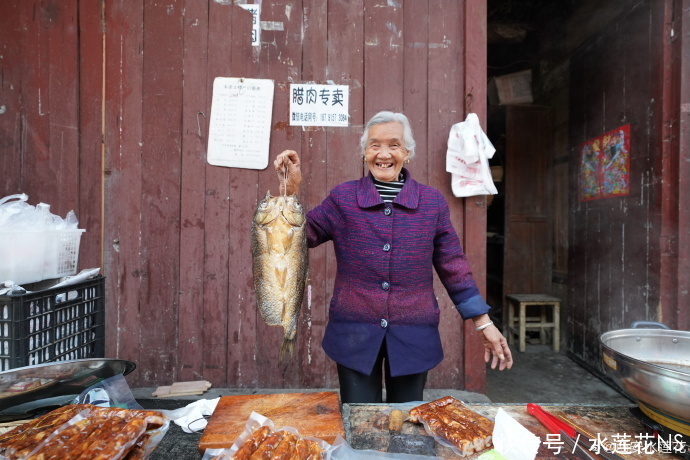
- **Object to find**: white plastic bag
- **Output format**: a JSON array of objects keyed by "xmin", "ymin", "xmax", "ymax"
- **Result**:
[
  {"xmin": 164, "ymin": 397, "xmax": 220, "ymax": 433},
  {"xmin": 0, "ymin": 194, "xmax": 79, "ymax": 231},
  {"xmin": 0, "ymin": 193, "xmax": 31, "ymax": 229},
  {"xmin": 446, "ymin": 113, "xmax": 498, "ymax": 197},
  {"xmin": 489, "ymin": 408, "xmax": 540, "ymax": 460}
]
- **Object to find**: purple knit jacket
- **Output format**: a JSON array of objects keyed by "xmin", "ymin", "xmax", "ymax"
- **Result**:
[{"xmin": 306, "ymin": 168, "xmax": 489, "ymax": 377}]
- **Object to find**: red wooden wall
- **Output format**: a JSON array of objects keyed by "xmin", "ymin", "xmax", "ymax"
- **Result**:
[
  {"xmin": 567, "ymin": 0, "xmax": 690, "ymax": 372},
  {"xmin": 0, "ymin": 0, "xmax": 489, "ymax": 390},
  {"xmin": 665, "ymin": 0, "xmax": 690, "ymax": 332}
]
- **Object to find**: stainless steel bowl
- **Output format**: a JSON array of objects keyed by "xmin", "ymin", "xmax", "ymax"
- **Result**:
[
  {"xmin": 0, "ymin": 358, "xmax": 136, "ymax": 417},
  {"xmin": 600, "ymin": 322, "xmax": 690, "ymax": 423}
]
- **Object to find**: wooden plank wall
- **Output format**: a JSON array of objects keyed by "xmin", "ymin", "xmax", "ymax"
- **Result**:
[
  {"xmin": 0, "ymin": 0, "xmax": 79, "ymax": 222},
  {"xmin": 568, "ymin": 2, "xmax": 666, "ymax": 368},
  {"xmin": 503, "ymin": 106, "xmax": 552, "ymax": 302},
  {"xmin": 677, "ymin": 0, "xmax": 690, "ymax": 330},
  {"xmin": 0, "ymin": 1, "xmax": 22, "ymax": 194},
  {"xmin": 661, "ymin": 0, "xmax": 690, "ymax": 331},
  {"xmin": 0, "ymin": 0, "xmax": 489, "ymax": 390}
]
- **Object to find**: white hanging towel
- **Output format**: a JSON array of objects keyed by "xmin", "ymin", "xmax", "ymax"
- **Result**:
[{"xmin": 446, "ymin": 113, "xmax": 498, "ymax": 197}]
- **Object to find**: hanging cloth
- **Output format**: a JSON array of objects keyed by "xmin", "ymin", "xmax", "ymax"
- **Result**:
[{"xmin": 445, "ymin": 113, "xmax": 498, "ymax": 197}]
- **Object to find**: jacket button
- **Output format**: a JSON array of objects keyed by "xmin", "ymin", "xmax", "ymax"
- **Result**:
[
  {"xmin": 381, "ymin": 319, "xmax": 388, "ymax": 328},
  {"xmin": 383, "ymin": 243, "xmax": 391, "ymax": 252},
  {"xmin": 382, "ymin": 281, "xmax": 390, "ymax": 290},
  {"xmin": 384, "ymin": 207, "xmax": 392, "ymax": 216}
]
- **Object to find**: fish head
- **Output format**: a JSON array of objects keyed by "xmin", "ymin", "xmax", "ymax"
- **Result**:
[
  {"xmin": 253, "ymin": 191, "xmax": 282, "ymax": 226},
  {"xmin": 281, "ymin": 195, "xmax": 306, "ymax": 227}
]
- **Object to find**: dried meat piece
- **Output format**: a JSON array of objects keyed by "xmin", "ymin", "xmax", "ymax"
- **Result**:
[
  {"xmin": 291, "ymin": 439, "xmax": 311, "ymax": 460},
  {"xmin": 249, "ymin": 431, "xmax": 286, "ymax": 460},
  {"xmin": 409, "ymin": 397, "xmax": 494, "ymax": 457},
  {"xmin": 233, "ymin": 425, "xmax": 273, "ymax": 460},
  {"xmin": 0, "ymin": 405, "xmax": 166, "ymax": 460},
  {"xmin": 268, "ymin": 432, "xmax": 299, "ymax": 459},
  {"xmin": 418, "ymin": 406, "xmax": 475, "ymax": 455},
  {"xmin": 0, "ymin": 405, "xmax": 82, "ymax": 446},
  {"xmin": 408, "ymin": 396, "xmax": 457, "ymax": 422},
  {"xmin": 73, "ymin": 416, "xmax": 147, "ymax": 460},
  {"xmin": 443, "ymin": 403, "xmax": 493, "ymax": 450},
  {"xmin": 121, "ymin": 430, "xmax": 157, "ymax": 460},
  {"xmin": 22, "ymin": 418, "xmax": 94, "ymax": 459},
  {"xmin": 1, "ymin": 409, "xmax": 89, "ymax": 458},
  {"xmin": 89, "ymin": 405, "xmax": 166, "ymax": 429},
  {"xmin": 288, "ymin": 438, "xmax": 322, "ymax": 460},
  {"xmin": 304, "ymin": 440, "xmax": 322, "ymax": 460},
  {"xmin": 62, "ymin": 417, "xmax": 125, "ymax": 458}
]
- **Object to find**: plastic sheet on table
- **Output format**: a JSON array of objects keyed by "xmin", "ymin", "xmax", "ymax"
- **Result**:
[
  {"xmin": 201, "ymin": 411, "xmax": 333, "ymax": 460},
  {"xmin": 1, "ymin": 406, "xmax": 169, "ymax": 460},
  {"xmin": 380, "ymin": 398, "xmax": 495, "ymax": 458}
]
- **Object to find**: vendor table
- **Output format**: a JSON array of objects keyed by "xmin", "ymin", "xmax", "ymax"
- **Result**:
[
  {"xmin": 342, "ymin": 403, "xmax": 682, "ymax": 459},
  {"xmin": 144, "ymin": 401, "xmax": 683, "ymax": 459}
]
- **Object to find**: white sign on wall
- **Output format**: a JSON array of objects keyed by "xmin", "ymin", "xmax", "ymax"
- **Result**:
[
  {"xmin": 207, "ymin": 77, "xmax": 274, "ymax": 170},
  {"xmin": 239, "ymin": 4, "xmax": 260, "ymax": 46},
  {"xmin": 289, "ymin": 84, "xmax": 349, "ymax": 127}
]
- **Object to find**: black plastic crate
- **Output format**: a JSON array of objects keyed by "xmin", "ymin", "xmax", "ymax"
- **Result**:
[{"xmin": 0, "ymin": 276, "xmax": 105, "ymax": 372}]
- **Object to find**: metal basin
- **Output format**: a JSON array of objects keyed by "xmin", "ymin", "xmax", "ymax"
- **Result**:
[
  {"xmin": 0, "ymin": 358, "xmax": 136, "ymax": 419},
  {"xmin": 600, "ymin": 322, "xmax": 690, "ymax": 424}
]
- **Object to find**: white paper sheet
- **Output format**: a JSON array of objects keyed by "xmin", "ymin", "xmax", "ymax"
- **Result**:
[
  {"xmin": 289, "ymin": 83, "xmax": 349, "ymax": 127},
  {"xmin": 207, "ymin": 77, "xmax": 274, "ymax": 170}
]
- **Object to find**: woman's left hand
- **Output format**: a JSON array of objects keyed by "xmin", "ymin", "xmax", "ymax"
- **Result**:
[
  {"xmin": 479, "ymin": 324, "xmax": 513, "ymax": 370},
  {"xmin": 472, "ymin": 315, "xmax": 513, "ymax": 370}
]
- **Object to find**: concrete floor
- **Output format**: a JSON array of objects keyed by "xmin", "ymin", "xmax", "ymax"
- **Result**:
[{"xmin": 484, "ymin": 344, "xmax": 631, "ymax": 404}]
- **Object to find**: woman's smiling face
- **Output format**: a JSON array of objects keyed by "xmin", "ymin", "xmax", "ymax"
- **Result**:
[{"xmin": 364, "ymin": 122, "xmax": 410, "ymax": 182}]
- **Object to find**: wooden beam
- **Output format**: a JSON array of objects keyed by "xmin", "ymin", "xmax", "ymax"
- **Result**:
[{"xmin": 463, "ymin": 0, "xmax": 488, "ymax": 393}]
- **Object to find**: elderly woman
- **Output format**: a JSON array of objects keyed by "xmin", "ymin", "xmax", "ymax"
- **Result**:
[{"xmin": 275, "ymin": 111, "xmax": 512, "ymax": 403}]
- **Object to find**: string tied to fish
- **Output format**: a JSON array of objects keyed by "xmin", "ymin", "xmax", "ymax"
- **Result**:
[{"xmin": 283, "ymin": 162, "xmax": 288, "ymax": 197}]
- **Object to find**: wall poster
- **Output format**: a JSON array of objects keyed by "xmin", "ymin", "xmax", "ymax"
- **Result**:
[
  {"xmin": 579, "ymin": 124, "xmax": 631, "ymax": 201},
  {"xmin": 207, "ymin": 77, "xmax": 274, "ymax": 170},
  {"xmin": 289, "ymin": 83, "xmax": 349, "ymax": 127}
]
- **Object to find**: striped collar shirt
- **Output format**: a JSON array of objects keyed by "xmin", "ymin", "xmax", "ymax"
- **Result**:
[{"xmin": 372, "ymin": 174, "xmax": 405, "ymax": 203}]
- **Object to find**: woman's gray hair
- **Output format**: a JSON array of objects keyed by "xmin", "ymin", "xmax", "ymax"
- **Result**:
[{"xmin": 360, "ymin": 111, "xmax": 416, "ymax": 159}]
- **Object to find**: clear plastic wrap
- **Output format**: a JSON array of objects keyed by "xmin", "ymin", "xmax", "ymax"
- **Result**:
[
  {"xmin": 381, "ymin": 398, "xmax": 495, "ymax": 458},
  {"xmin": 71, "ymin": 373, "xmax": 143, "ymax": 409},
  {"xmin": 0, "ymin": 194, "xmax": 78, "ymax": 232},
  {"xmin": 329, "ymin": 435, "xmax": 442, "ymax": 460},
  {"xmin": 0, "ymin": 404, "xmax": 169, "ymax": 460},
  {"xmin": 27, "ymin": 408, "xmax": 147, "ymax": 460},
  {"xmin": 201, "ymin": 411, "xmax": 333, "ymax": 460},
  {"xmin": 10, "ymin": 408, "xmax": 93, "ymax": 459},
  {"xmin": 201, "ymin": 410, "xmax": 445, "ymax": 460}
]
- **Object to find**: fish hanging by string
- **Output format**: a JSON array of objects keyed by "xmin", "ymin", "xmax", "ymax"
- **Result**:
[{"xmin": 251, "ymin": 191, "xmax": 309, "ymax": 360}]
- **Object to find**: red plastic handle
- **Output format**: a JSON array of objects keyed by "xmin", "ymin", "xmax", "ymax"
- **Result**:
[{"xmin": 526, "ymin": 403, "xmax": 577, "ymax": 438}]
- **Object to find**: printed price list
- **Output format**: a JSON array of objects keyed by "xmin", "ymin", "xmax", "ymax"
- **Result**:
[{"xmin": 207, "ymin": 77, "xmax": 274, "ymax": 169}]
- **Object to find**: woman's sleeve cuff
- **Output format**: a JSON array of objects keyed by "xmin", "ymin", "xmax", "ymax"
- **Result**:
[{"xmin": 455, "ymin": 294, "xmax": 491, "ymax": 320}]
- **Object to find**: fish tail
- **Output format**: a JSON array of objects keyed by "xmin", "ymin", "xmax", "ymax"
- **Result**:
[{"xmin": 279, "ymin": 337, "xmax": 295, "ymax": 361}]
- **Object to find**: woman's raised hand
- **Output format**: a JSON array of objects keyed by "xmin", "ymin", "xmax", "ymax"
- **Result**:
[{"xmin": 274, "ymin": 150, "xmax": 302, "ymax": 196}]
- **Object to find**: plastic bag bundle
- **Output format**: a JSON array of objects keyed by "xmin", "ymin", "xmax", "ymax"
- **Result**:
[
  {"xmin": 446, "ymin": 114, "xmax": 498, "ymax": 198},
  {"xmin": 0, "ymin": 194, "xmax": 84, "ymax": 285},
  {"xmin": 0, "ymin": 194, "xmax": 79, "ymax": 231}
]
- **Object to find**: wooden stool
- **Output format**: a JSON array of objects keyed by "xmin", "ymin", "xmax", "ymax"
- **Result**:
[{"xmin": 505, "ymin": 294, "xmax": 560, "ymax": 352}]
